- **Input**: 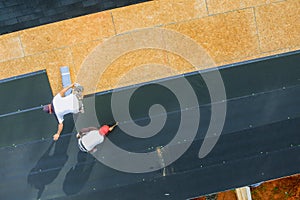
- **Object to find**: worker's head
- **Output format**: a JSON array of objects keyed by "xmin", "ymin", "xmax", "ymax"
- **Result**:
[
  {"xmin": 99, "ymin": 125, "xmax": 110, "ymax": 136},
  {"xmin": 43, "ymin": 104, "xmax": 53, "ymax": 114}
]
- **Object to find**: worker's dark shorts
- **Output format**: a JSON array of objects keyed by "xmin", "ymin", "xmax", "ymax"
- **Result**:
[{"xmin": 78, "ymin": 138, "xmax": 88, "ymax": 153}]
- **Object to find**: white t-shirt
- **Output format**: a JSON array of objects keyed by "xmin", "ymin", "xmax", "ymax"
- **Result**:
[
  {"xmin": 81, "ymin": 130, "xmax": 104, "ymax": 151},
  {"xmin": 52, "ymin": 93, "xmax": 79, "ymax": 123}
]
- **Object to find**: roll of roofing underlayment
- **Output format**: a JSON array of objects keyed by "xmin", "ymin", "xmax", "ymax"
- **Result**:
[
  {"xmin": 236, "ymin": 186, "xmax": 252, "ymax": 200},
  {"xmin": 60, "ymin": 66, "xmax": 72, "ymax": 95}
]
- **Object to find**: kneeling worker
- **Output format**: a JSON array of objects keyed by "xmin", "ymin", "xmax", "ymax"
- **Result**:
[{"xmin": 77, "ymin": 122, "xmax": 118, "ymax": 153}]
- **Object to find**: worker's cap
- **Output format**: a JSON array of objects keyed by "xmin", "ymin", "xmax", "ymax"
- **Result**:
[
  {"xmin": 43, "ymin": 104, "xmax": 52, "ymax": 114},
  {"xmin": 99, "ymin": 125, "xmax": 110, "ymax": 136}
]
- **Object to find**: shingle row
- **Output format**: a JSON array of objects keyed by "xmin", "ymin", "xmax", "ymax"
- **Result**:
[{"xmin": 0, "ymin": 0, "xmax": 151, "ymax": 35}]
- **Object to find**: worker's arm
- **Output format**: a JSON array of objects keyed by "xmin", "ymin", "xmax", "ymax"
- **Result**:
[
  {"xmin": 109, "ymin": 122, "xmax": 118, "ymax": 131},
  {"xmin": 53, "ymin": 123, "xmax": 63, "ymax": 141},
  {"xmin": 59, "ymin": 83, "xmax": 75, "ymax": 97}
]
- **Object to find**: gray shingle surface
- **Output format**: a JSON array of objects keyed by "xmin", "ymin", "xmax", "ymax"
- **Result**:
[{"xmin": 0, "ymin": 0, "xmax": 151, "ymax": 35}]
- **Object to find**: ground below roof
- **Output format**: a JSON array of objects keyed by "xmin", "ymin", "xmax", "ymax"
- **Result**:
[{"xmin": 193, "ymin": 174, "xmax": 300, "ymax": 200}]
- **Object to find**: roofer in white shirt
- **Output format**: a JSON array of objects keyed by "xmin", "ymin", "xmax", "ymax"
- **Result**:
[
  {"xmin": 43, "ymin": 83, "xmax": 84, "ymax": 141},
  {"xmin": 77, "ymin": 123, "xmax": 118, "ymax": 153}
]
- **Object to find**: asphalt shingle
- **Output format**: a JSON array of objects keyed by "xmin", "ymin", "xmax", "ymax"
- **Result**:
[{"xmin": 0, "ymin": 0, "xmax": 151, "ymax": 35}]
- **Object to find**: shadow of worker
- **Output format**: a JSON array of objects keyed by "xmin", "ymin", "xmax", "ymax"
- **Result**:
[
  {"xmin": 63, "ymin": 150, "xmax": 95, "ymax": 195},
  {"xmin": 27, "ymin": 135, "xmax": 70, "ymax": 199}
]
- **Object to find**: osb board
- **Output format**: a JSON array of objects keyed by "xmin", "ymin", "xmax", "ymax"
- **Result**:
[{"xmin": 0, "ymin": 0, "xmax": 299, "ymax": 95}]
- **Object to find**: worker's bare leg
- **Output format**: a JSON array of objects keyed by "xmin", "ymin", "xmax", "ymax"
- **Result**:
[{"xmin": 73, "ymin": 83, "xmax": 84, "ymax": 113}]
